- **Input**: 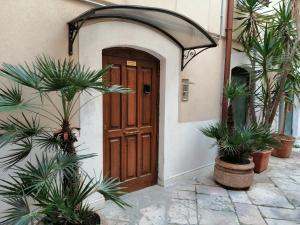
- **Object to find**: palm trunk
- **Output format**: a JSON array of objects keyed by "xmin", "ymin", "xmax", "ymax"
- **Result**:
[
  {"xmin": 61, "ymin": 120, "xmax": 79, "ymax": 192},
  {"xmin": 227, "ymin": 102, "xmax": 234, "ymax": 133},
  {"xmin": 280, "ymin": 101, "xmax": 289, "ymax": 135},
  {"xmin": 248, "ymin": 57, "xmax": 257, "ymax": 124},
  {"xmin": 269, "ymin": 0, "xmax": 300, "ymax": 125},
  {"xmin": 268, "ymin": 40, "xmax": 300, "ymax": 125}
]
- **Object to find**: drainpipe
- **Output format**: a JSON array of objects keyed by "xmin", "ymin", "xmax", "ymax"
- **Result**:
[{"xmin": 221, "ymin": 0, "xmax": 234, "ymax": 122}]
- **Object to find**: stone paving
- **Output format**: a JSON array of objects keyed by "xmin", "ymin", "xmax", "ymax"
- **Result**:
[{"xmin": 99, "ymin": 149, "xmax": 300, "ymax": 225}]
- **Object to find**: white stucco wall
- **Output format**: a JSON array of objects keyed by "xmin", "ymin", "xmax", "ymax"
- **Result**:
[{"xmin": 78, "ymin": 21, "xmax": 217, "ymax": 187}]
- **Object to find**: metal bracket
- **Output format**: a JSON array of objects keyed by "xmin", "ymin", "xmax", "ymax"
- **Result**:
[
  {"xmin": 68, "ymin": 11, "xmax": 96, "ymax": 55},
  {"xmin": 181, "ymin": 48, "xmax": 209, "ymax": 70}
]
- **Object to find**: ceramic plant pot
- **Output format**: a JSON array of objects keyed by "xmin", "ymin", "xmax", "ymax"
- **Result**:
[
  {"xmin": 214, "ymin": 158, "xmax": 254, "ymax": 189},
  {"xmin": 37, "ymin": 213, "xmax": 102, "ymax": 225},
  {"xmin": 272, "ymin": 135, "xmax": 295, "ymax": 158},
  {"xmin": 252, "ymin": 149, "xmax": 272, "ymax": 173}
]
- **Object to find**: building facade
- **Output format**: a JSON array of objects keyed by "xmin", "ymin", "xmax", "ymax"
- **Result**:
[{"xmin": 1, "ymin": 0, "xmax": 299, "ymax": 210}]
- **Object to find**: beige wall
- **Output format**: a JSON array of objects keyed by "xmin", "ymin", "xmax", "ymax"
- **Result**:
[
  {"xmin": 0, "ymin": 0, "xmax": 230, "ymax": 122},
  {"xmin": 105, "ymin": 0, "xmax": 225, "ymax": 36},
  {"xmin": 180, "ymin": 40, "xmax": 225, "ymax": 122},
  {"xmin": 0, "ymin": 0, "xmax": 91, "ymax": 64},
  {"xmin": 0, "ymin": 0, "xmax": 94, "ymax": 124}
]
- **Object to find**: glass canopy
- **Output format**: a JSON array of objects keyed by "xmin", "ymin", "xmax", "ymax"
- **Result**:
[{"xmin": 68, "ymin": 5, "xmax": 217, "ymax": 70}]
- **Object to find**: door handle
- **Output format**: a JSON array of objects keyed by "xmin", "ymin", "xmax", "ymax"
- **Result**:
[{"xmin": 124, "ymin": 131, "xmax": 139, "ymax": 136}]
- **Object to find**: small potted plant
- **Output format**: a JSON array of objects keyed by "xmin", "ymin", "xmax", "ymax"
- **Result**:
[
  {"xmin": 272, "ymin": 102, "xmax": 296, "ymax": 158},
  {"xmin": 251, "ymin": 125, "xmax": 279, "ymax": 173},
  {"xmin": 202, "ymin": 123, "xmax": 260, "ymax": 189}
]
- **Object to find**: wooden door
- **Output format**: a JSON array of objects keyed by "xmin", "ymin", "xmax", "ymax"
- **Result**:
[{"xmin": 103, "ymin": 48, "xmax": 159, "ymax": 192}]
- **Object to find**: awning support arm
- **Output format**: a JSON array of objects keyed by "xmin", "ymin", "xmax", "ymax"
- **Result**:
[
  {"xmin": 182, "ymin": 47, "xmax": 210, "ymax": 70},
  {"xmin": 68, "ymin": 11, "xmax": 95, "ymax": 55}
]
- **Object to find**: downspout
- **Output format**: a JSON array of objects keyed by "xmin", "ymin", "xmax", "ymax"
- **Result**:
[{"xmin": 221, "ymin": 0, "xmax": 234, "ymax": 122}]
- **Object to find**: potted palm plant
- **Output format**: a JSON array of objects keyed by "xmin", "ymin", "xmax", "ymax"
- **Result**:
[
  {"xmin": 272, "ymin": 68, "xmax": 300, "ymax": 158},
  {"xmin": 251, "ymin": 126, "xmax": 279, "ymax": 173},
  {"xmin": 0, "ymin": 56, "xmax": 130, "ymax": 225},
  {"xmin": 203, "ymin": 82, "xmax": 277, "ymax": 188},
  {"xmin": 202, "ymin": 82, "xmax": 257, "ymax": 189}
]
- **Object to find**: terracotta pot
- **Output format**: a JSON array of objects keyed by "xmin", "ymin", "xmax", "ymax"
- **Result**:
[
  {"xmin": 214, "ymin": 158, "xmax": 254, "ymax": 189},
  {"xmin": 252, "ymin": 149, "xmax": 272, "ymax": 173},
  {"xmin": 272, "ymin": 135, "xmax": 295, "ymax": 158}
]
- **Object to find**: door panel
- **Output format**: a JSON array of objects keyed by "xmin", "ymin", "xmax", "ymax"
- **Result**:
[
  {"xmin": 126, "ymin": 67, "xmax": 138, "ymax": 127},
  {"xmin": 108, "ymin": 138, "xmax": 121, "ymax": 178},
  {"xmin": 103, "ymin": 48, "xmax": 159, "ymax": 192},
  {"xmin": 109, "ymin": 65, "xmax": 122, "ymax": 129},
  {"xmin": 141, "ymin": 67, "xmax": 153, "ymax": 126},
  {"xmin": 141, "ymin": 134, "xmax": 151, "ymax": 175}
]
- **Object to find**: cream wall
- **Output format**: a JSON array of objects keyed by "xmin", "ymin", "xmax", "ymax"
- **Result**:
[
  {"xmin": 0, "ymin": 0, "xmax": 91, "ymax": 64},
  {"xmin": 0, "ymin": 0, "xmax": 94, "ymax": 123}
]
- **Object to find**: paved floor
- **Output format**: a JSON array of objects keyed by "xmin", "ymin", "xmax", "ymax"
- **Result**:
[{"xmin": 99, "ymin": 149, "xmax": 300, "ymax": 225}]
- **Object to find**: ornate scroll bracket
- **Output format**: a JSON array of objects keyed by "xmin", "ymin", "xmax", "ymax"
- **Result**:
[{"xmin": 182, "ymin": 48, "xmax": 209, "ymax": 70}]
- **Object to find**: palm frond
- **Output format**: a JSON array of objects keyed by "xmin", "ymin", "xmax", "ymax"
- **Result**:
[
  {"xmin": 95, "ymin": 177, "xmax": 130, "ymax": 208},
  {"xmin": 0, "ymin": 63, "xmax": 41, "ymax": 90},
  {"xmin": 0, "ymin": 86, "xmax": 32, "ymax": 112},
  {"xmin": 0, "ymin": 139, "xmax": 33, "ymax": 168},
  {"xmin": 0, "ymin": 113, "xmax": 43, "ymax": 148},
  {"xmin": 0, "ymin": 176, "xmax": 28, "ymax": 197},
  {"xmin": 37, "ymin": 181, "xmax": 82, "ymax": 224},
  {"xmin": 34, "ymin": 56, "xmax": 130, "ymax": 100},
  {"xmin": 202, "ymin": 122, "xmax": 277, "ymax": 163},
  {"xmin": 235, "ymin": 0, "xmax": 270, "ymax": 50},
  {"xmin": 1, "ymin": 196, "xmax": 42, "ymax": 225},
  {"xmin": 37, "ymin": 176, "xmax": 95, "ymax": 224},
  {"xmin": 35, "ymin": 132, "xmax": 61, "ymax": 151},
  {"xmin": 12, "ymin": 153, "xmax": 96, "ymax": 196},
  {"xmin": 224, "ymin": 81, "xmax": 248, "ymax": 101}
]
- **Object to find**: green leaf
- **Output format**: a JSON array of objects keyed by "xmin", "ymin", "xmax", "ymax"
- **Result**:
[
  {"xmin": 0, "ymin": 139, "xmax": 33, "ymax": 168},
  {"xmin": 0, "ymin": 86, "xmax": 31, "ymax": 112},
  {"xmin": 95, "ymin": 177, "xmax": 130, "ymax": 208},
  {"xmin": 34, "ymin": 56, "xmax": 131, "ymax": 99},
  {"xmin": 0, "ymin": 113, "xmax": 43, "ymax": 148},
  {"xmin": 1, "ymin": 196, "xmax": 42, "ymax": 225},
  {"xmin": 224, "ymin": 81, "xmax": 248, "ymax": 100},
  {"xmin": 35, "ymin": 132, "xmax": 61, "ymax": 152},
  {"xmin": 0, "ymin": 63, "xmax": 41, "ymax": 90}
]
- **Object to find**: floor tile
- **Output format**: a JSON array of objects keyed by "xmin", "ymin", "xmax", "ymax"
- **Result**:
[
  {"xmin": 139, "ymin": 205, "xmax": 166, "ymax": 225},
  {"xmin": 168, "ymin": 199, "xmax": 198, "ymax": 225},
  {"xmin": 228, "ymin": 190, "xmax": 252, "ymax": 204},
  {"xmin": 234, "ymin": 203, "xmax": 266, "ymax": 225},
  {"xmin": 197, "ymin": 194, "xmax": 234, "ymax": 212},
  {"xmin": 198, "ymin": 209, "xmax": 239, "ymax": 225},
  {"xmin": 196, "ymin": 185, "xmax": 228, "ymax": 196},
  {"xmin": 172, "ymin": 190, "xmax": 196, "ymax": 200},
  {"xmin": 259, "ymin": 206, "xmax": 300, "ymax": 222},
  {"xmin": 247, "ymin": 183, "xmax": 294, "ymax": 208},
  {"xmin": 265, "ymin": 219, "xmax": 299, "ymax": 225},
  {"xmin": 290, "ymin": 175, "xmax": 300, "ymax": 184},
  {"xmin": 271, "ymin": 177, "xmax": 300, "ymax": 191},
  {"xmin": 282, "ymin": 190, "xmax": 300, "ymax": 207}
]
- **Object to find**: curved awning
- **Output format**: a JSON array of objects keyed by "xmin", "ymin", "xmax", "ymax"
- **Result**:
[{"xmin": 68, "ymin": 5, "xmax": 218, "ymax": 70}]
